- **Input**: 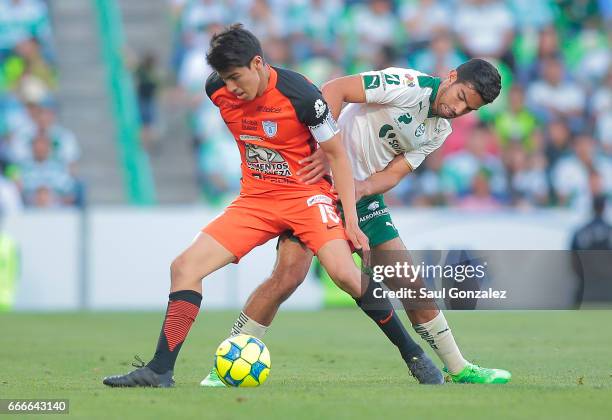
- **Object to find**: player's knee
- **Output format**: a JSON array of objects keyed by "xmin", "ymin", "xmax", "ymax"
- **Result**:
[
  {"xmin": 270, "ymin": 272, "xmax": 303, "ymax": 301},
  {"xmin": 327, "ymin": 266, "xmax": 361, "ymax": 297},
  {"xmin": 267, "ymin": 264, "xmax": 308, "ymax": 302},
  {"xmin": 170, "ymin": 254, "xmax": 192, "ymax": 284}
]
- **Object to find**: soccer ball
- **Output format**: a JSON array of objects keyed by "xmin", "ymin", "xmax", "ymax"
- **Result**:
[{"xmin": 214, "ymin": 334, "xmax": 271, "ymax": 387}]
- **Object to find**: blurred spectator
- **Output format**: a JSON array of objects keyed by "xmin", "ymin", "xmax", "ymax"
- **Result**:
[
  {"xmin": 400, "ymin": 0, "xmax": 451, "ymax": 49},
  {"xmin": 504, "ymin": 143, "xmax": 549, "ymax": 207},
  {"xmin": 1, "ymin": 38, "xmax": 55, "ymax": 91},
  {"xmin": 555, "ymin": 0, "xmax": 600, "ymax": 36},
  {"xmin": 544, "ymin": 119, "xmax": 572, "ymax": 171},
  {"xmin": 135, "ymin": 52, "xmax": 161, "ymax": 151},
  {"xmin": 591, "ymin": 66, "xmax": 612, "ymax": 153},
  {"xmin": 494, "ymin": 84, "xmax": 537, "ymax": 152},
  {"xmin": 10, "ymin": 100, "xmax": 79, "ymax": 171},
  {"xmin": 454, "ymin": 0, "xmax": 515, "ymax": 69},
  {"xmin": 193, "ymin": 99, "xmax": 241, "ymax": 205},
  {"xmin": 412, "ymin": 29, "xmax": 465, "ymax": 77},
  {"xmin": 287, "ymin": 0, "xmax": 343, "ymax": 62},
  {"xmin": 0, "ymin": 0, "xmax": 52, "ymax": 60},
  {"xmin": 509, "ymin": 0, "xmax": 554, "ymax": 32},
  {"xmin": 441, "ymin": 124, "xmax": 507, "ymax": 200},
  {"xmin": 412, "ymin": 148, "xmax": 450, "ymax": 207},
  {"xmin": 341, "ymin": 0, "xmax": 402, "ymax": 71},
  {"xmin": 572, "ymin": 25, "xmax": 611, "ymax": 89},
  {"xmin": 456, "ymin": 168, "xmax": 503, "ymax": 210},
  {"xmin": 552, "ymin": 134, "xmax": 612, "ymax": 210},
  {"xmin": 18, "ymin": 133, "xmax": 76, "ymax": 207},
  {"xmin": 518, "ymin": 25, "xmax": 562, "ymax": 84},
  {"xmin": 571, "ymin": 195, "xmax": 612, "ymax": 250},
  {"xmin": 241, "ymin": 0, "xmax": 285, "ymax": 41},
  {"xmin": 526, "ymin": 57, "xmax": 586, "ymax": 131}
]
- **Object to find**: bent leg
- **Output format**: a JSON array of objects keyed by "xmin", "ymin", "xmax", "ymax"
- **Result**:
[
  {"xmin": 240, "ymin": 233, "xmax": 314, "ymax": 328},
  {"xmin": 374, "ymin": 237, "xmax": 468, "ymax": 374},
  {"xmin": 170, "ymin": 232, "xmax": 236, "ymax": 294}
]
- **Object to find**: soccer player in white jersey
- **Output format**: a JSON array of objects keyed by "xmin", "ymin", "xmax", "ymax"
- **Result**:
[{"xmin": 202, "ymin": 59, "xmax": 511, "ymax": 385}]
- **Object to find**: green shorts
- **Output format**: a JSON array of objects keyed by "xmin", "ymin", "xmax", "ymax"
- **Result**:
[
  {"xmin": 281, "ymin": 194, "xmax": 399, "ymax": 249},
  {"xmin": 350, "ymin": 194, "xmax": 399, "ymax": 247}
]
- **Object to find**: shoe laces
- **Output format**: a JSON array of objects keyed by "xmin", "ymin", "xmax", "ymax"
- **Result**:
[{"xmin": 132, "ymin": 355, "xmax": 146, "ymax": 368}]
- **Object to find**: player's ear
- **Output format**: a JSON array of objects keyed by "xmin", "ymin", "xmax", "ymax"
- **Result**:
[
  {"xmin": 251, "ymin": 55, "xmax": 264, "ymax": 71},
  {"xmin": 448, "ymin": 69, "xmax": 458, "ymax": 84}
]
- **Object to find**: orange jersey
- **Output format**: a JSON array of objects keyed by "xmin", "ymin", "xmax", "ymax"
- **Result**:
[{"xmin": 205, "ymin": 66, "xmax": 339, "ymax": 195}]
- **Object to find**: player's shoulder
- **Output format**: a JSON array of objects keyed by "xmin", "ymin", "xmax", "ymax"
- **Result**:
[
  {"xmin": 274, "ymin": 66, "xmax": 320, "ymax": 99},
  {"xmin": 205, "ymin": 71, "xmax": 226, "ymax": 99},
  {"xmin": 430, "ymin": 117, "xmax": 452, "ymax": 140}
]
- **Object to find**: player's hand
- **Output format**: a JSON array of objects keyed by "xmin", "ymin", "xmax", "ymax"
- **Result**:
[
  {"xmin": 297, "ymin": 148, "xmax": 330, "ymax": 184},
  {"xmin": 345, "ymin": 220, "xmax": 370, "ymax": 252}
]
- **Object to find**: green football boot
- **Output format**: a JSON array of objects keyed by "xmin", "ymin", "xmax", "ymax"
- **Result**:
[
  {"xmin": 200, "ymin": 368, "xmax": 227, "ymax": 387},
  {"xmin": 444, "ymin": 362, "xmax": 511, "ymax": 384}
]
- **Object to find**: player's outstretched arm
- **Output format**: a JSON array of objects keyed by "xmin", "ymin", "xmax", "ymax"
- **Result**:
[
  {"xmin": 356, "ymin": 155, "xmax": 413, "ymax": 201},
  {"xmin": 319, "ymin": 135, "xmax": 369, "ymax": 251}
]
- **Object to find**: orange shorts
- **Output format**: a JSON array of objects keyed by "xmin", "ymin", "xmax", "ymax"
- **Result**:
[{"xmin": 202, "ymin": 190, "xmax": 347, "ymax": 262}]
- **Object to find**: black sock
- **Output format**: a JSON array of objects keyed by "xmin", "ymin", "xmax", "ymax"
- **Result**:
[
  {"xmin": 355, "ymin": 280, "xmax": 424, "ymax": 363},
  {"xmin": 146, "ymin": 290, "xmax": 202, "ymax": 374}
]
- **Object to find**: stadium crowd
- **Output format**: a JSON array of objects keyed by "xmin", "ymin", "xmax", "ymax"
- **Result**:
[
  {"xmin": 0, "ymin": 0, "xmax": 82, "ymax": 211},
  {"xmin": 169, "ymin": 0, "xmax": 612, "ymax": 212}
]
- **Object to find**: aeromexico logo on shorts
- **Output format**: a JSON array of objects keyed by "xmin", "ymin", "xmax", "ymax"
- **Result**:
[
  {"xmin": 367, "ymin": 201, "xmax": 380, "ymax": 211},
  {"xmin": 262, "ymin": 120, "xmax": 278, "ymax": 138},
  {"xmin": 245, "ymin": 143, "xmax": 291, "ymax": 176},
  {"xmin": 359, "ymin": 205, "xmax": 389, "ymax": 223},
  {"xmin": 306, "ymin": 194, "xmax": 333, "ymax": 207}
]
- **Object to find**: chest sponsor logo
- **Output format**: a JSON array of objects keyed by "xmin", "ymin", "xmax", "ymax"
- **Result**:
[
  {"xmin": 314, "ymin": 99, "xmax": 327, "ymax": 119},
  {"xmin": 257, "ymin": 105, "xmax": 281, "ymax": 113},
  {"xmin": 239, "ymin": 134, "xmax": 263, "ymax": 142},
  {"xmin": 245, "ymin": 143, "xmax": 291, "ymax": 176},
  {"xmin": 415, "ymin": 123, "xmax": 426, "ymax": 137},
  {"xmin": 242, "ymin": 118, "xmax": 258, "ymax": 131},
  {"xmin": 364, "ymin": 74, "xmax": 381, "ymax": 90},
  {"xmin": 367, "ymin": 201, "xmax": 380, "ymax": 211},
  {"xmin": 307, "ymin": 194, "xmax": 333, "ymax": 207},
  {"xmin": 378, "ymin": 124, "xmax": 404, "ymax": 154},
  {"xmin": 262, "ymin": 120, "xmax": 278, "ymax": 138}
]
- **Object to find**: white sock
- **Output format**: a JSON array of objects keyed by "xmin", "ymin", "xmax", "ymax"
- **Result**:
[
  {"xmin": 413, "ymin": 312, "xmax": 468, "ymax": 374},
  {"xmin": 229, "ymin": 311, "xmax": 268, "ymax": 339}
]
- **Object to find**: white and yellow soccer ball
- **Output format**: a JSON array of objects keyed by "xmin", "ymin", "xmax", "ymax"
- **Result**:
[{"xmin": 214, "ymin": 334, "xmax": 271, "ymax": 387}]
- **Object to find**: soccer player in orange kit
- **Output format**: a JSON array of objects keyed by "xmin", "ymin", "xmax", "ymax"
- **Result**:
[{"xmin": 102, "ymin": 24, "xmax": 442, "ymax": 387}]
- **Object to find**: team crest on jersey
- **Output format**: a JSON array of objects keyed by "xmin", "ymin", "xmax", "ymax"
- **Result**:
[
  {"xmin": 415, "ymin": 123, "xmax": 426, "ymax": 137},
  {"xmin": 262, "ymin": 120, "xmax": 278, "ymax": 138},
  {"xmin": 403, "ymin": 74, "xmax": 415, "ymax": 87}
]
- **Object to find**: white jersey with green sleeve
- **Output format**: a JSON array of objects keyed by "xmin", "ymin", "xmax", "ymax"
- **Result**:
[{"xmin": 337, "ymin": 67, "xmax": 452, "ymax": 180}]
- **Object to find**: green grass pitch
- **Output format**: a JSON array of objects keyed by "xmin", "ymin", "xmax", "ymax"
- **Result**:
[{"xmin": 1, "ymin": 309, "xmax": 611, "ymax": 419}]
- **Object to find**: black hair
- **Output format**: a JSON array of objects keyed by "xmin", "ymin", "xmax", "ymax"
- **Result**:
[
  {"xmin": 206, "ymin": 23, "xmax": 264, "ymax": 73},
  {"xmin": 456, "ymin": 58, "xmax": 502, "ymax": 104}
]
